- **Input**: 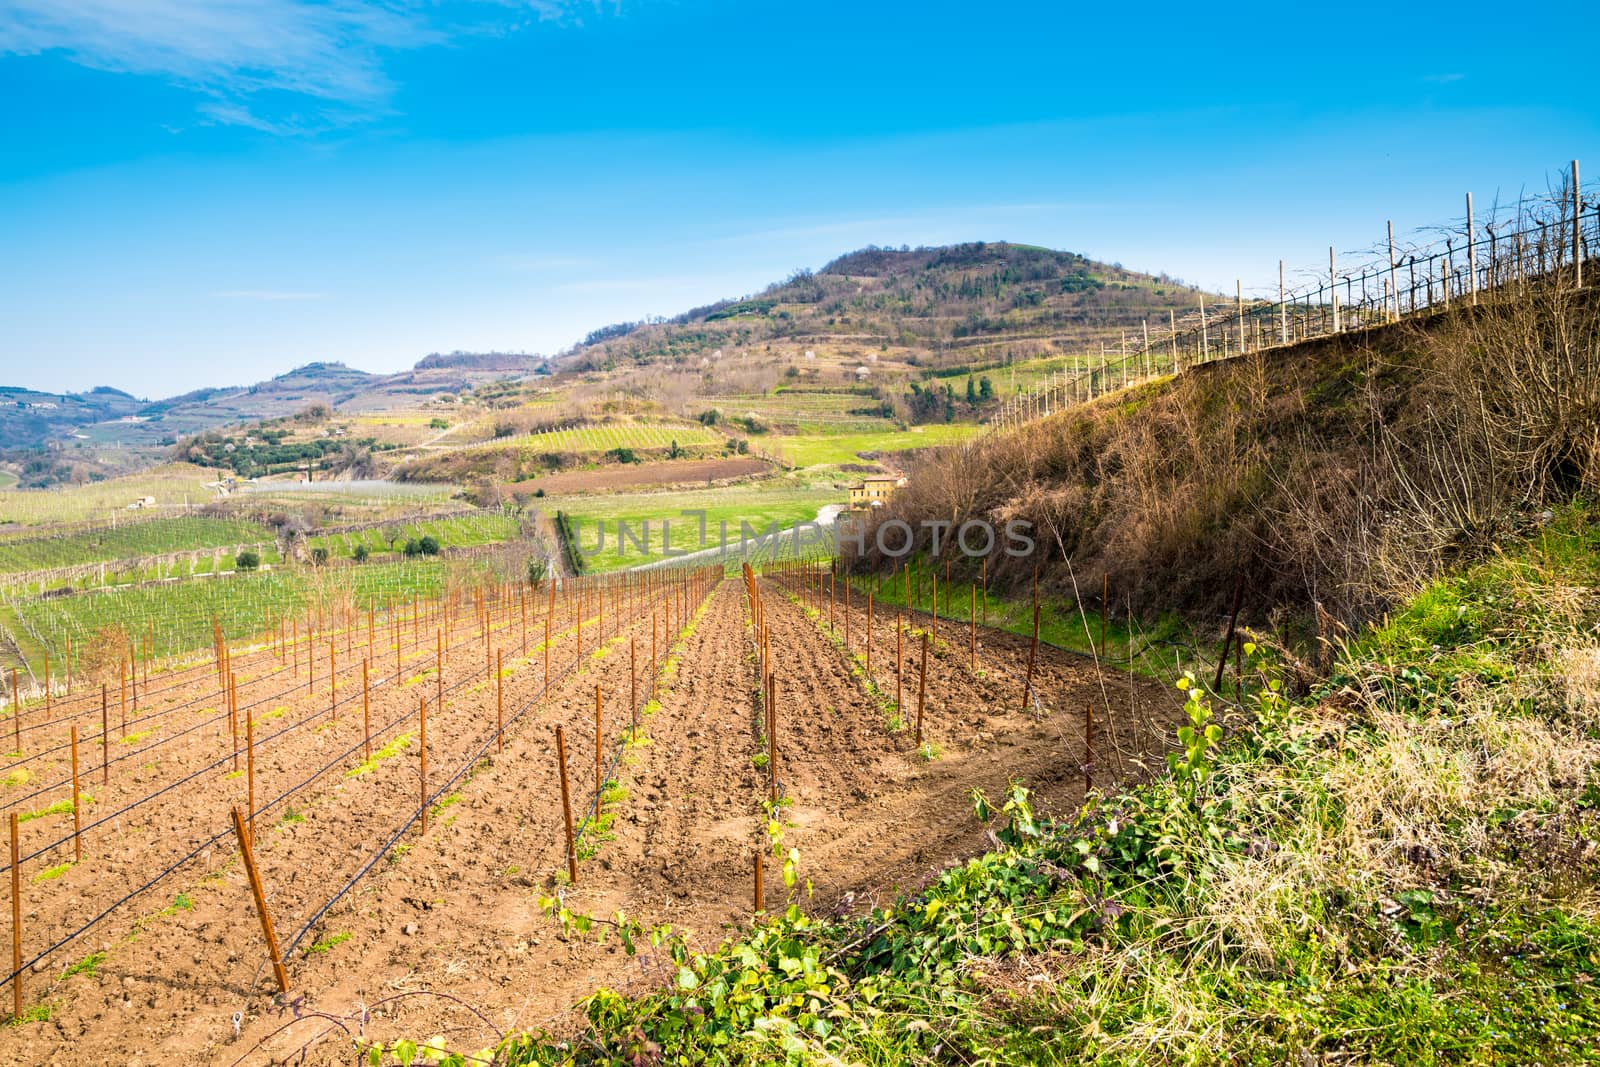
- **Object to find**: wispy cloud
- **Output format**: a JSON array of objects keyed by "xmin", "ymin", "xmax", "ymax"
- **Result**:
[
  {"xmin": 0, "ymin": 1, "xmax": 596, "ymax": 131},
  {"xmin": 213, "ymin": 289, "xmax": 325, "ymax": 301}
]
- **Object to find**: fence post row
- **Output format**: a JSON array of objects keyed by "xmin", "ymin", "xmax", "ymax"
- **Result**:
[{"xmin": 984, "ymin": 160, "xmax": 1591, "ymax": 432}]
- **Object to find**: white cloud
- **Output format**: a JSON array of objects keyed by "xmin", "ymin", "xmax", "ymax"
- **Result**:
[
  {"xmin": 0, "ymin": 1, "xmax": 594, "ymax": 130},
  {"xmin": 213, "ymin": 289, "xmax": 325, "ymax": 300}
]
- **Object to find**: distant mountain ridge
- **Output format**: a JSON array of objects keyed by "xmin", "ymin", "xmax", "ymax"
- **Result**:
[{"xmin": 0, "ymin": 354, "xmax": 547, "ymax": 453}]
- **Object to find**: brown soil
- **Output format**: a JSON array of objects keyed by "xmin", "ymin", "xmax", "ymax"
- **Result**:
[{"xmin": 0, "ymin": 571, "xmax": 1179, "ymax": 1066}]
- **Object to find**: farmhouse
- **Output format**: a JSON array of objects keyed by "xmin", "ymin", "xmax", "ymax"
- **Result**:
[{"xmin": 846, "ymin": 473, "xmax": 904, "ymax": 510}]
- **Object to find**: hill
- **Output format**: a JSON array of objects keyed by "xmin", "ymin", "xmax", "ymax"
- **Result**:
[
  {"xmin": 562, "ymin": 241, "xmax": 1211, "ymax": 374},
  {"xmin": 0, "ymin": 353, "xmax": 548, "ymax": 484},
  {"xmin": 850, "ymin": 277, "xmax": 1600, "ymax": 632}
]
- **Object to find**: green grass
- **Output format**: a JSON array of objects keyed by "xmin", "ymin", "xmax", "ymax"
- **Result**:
[
  {"xmin": 346, "ymin": 732, "xmax": 414, "ymax": 777},
  {"xmin": 304, "ymin": 931, "xmax": 352, "ymax": 955},
  {"xmin": 852, "ymin": 558, "xmax": 1189, "ymax": 682},
  {"xmin": 32, "ymin": 862, "xmax": 72, "ymax": 882},
  {"xmin": 61, "ymin": 951, "xmax": 106, "ymax": 979},
  {"xmin": 764, "ymin": 423, "xmax": 982, "ymax": 467},
  {"xmin": 17, "ymin": 795, "xmax": 89, "ymax": 823},
  {"xmin": 555, "ymin": 484, "xmax": 838, "ymax": 572}
]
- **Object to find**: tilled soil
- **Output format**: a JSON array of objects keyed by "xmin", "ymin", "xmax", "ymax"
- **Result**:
[{"xmin": 0, "ymin": 573, "xmax": 1180, "ymax": 1066}]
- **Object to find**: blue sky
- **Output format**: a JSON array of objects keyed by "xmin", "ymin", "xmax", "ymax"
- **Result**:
[{"xmin": 1, "ymin": 1, "xmax": 1594, "ymax": 397}]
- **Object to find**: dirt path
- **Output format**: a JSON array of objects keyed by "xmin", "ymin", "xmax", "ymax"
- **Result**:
[{"xmin": 581, "ymin": 581, "xmax": 764, "ymax": 934}]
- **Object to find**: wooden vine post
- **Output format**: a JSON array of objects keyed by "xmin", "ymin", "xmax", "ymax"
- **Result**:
[
  {"xmin": 362, "ymin": 659, "xmax": 371, "ymax": 762},
  {"xmin": 915, "ymin": 633, "xmax": 928, "ymax": 747},
  {"xmin": 246, "ymin": 705, "xmax": 256, "ymax": 841},
  {"xmin": 767, "ymin": 675, "xmax": 778, "ymax": 804},
  {"xmin": 753, "ymin": 850, "xmax": 764, "ymax": 915},
  {"xmin": 230, "ymin": 805, "xmax": 288, "ymax": 994},
  {"xmin": 496, "ymin": 650, "xmax": 504, "ymax": 755},
  {"xmin": 70, "ymin": 726, "xmax": 81, "ymax": 861},
  {"xmin": 100, "ymin": 685, "xmax": 109, "ymax": 785},
  {"xmin": 419, "ymin": 697, "xmax": 429, "ymax": 835},
  {"xmin": 896, "ymin": 617, "xmax": 904, "ymax": 715},
  {"xmin": 1022, "ymin": 601, "xmax": 1041, "ymax": 713},
  {"xmin": 969, "ymin": 584, "xmax": 977, "ymax": 669},
  {"xmin": 594, "ymin": 685, "xmax": 603, "ymax": 807},
  {"xmin": 10, "ymin": 812, "xmax": 20, "ymax": 1020},
  {"xmin": 556, "ymin": 725, "xmax": 578, "ymax": 883},
  {"xmin": 866, "ymin": 592, "xmax": 874, "ymax": 673}
]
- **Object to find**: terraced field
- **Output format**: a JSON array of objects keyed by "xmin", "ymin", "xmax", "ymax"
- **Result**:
[
  {"xmin": 700, "ymin": 389, "xmax": 894, "ymax": 432},
  {"xmin": 0, "ymin": 464, "xmax": 218, "ymax": 527},
  {"xmin": 556, "ymin": 484, "xmax": 838, "ymax": 572},
  {"xmin": 451, "ymin": 421, "xmax": 722, "ymax": 455},
  {"xmin": 0, "ymin": 516, "xmax": 275, "ymax": 575}
]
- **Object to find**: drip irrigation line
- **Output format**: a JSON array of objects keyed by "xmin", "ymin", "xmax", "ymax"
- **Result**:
[
  {"xmin": 0, "ymin": 820, "xmax": 237, "ymax": 992},
  {"xmin": 0, "ymin": 605, "xmax": 569, "ymax": 876},
  {"xmin": 0, "ymin": 598, "xmax": 596, "ymax": 987},
  {"xmin": 0, "ymin": 621, "xmax": 450, "ymax": 822},
  {"xmin": 0, "ymin": 570, "xmax": 703, "ymax": 992}
]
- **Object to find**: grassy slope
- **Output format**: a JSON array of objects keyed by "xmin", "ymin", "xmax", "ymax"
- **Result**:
[
  {"xmin": 398, "ymin": 506, "xmax": 1600, "ymax": 1066},
  {"xmin": 0, "ymin": 516, "xmax": 275, "ymax": 574},
  {"xmin": 0, "ymin": 463, "xmax": 218, "ymax": 526},
  {"xmin": 765, "ymin": 423, "xmax": 982, "ymax": 468},
  {"xmin": 554, "ymin": 485, "xmax": 838, "ymax": 572}
]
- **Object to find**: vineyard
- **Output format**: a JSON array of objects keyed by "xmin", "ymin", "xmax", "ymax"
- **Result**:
[
  {"xmin": 0, "ymin": 511, "xmax": 536, "ymax": 683},
  {"xmin": 0, "ymin": 542, "xmax": 1172, "ymax": 1063},
  {"xmin": 0, "ymin": 516, "xmax": 275, "ymax": 576},
  {"xmin": 0, "ymin": 465, "xmax": 220, "ymax": 527},
  {"xmin": 450, "ymin": 421, "xmax": 722, "ymax": 456},
  {"xmin": 699, "ymin": 390, "xmax": 896, "ymax": 433}
]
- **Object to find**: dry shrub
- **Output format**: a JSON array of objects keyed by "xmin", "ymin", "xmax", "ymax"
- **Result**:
[
  {"xmin": 77, "ymin": 624, "xmax": 132, "ymax": 686},
  {"xmin": 866, "ymin": 284, "xmax": 1600, "ymax": 628}
]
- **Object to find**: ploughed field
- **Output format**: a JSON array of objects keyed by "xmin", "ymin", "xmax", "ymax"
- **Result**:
[{"xmin": 0, "ymin": 563, "xmax": 1177, "ymax": 1065}]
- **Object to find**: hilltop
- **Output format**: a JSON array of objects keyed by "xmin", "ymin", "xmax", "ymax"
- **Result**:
[{"xmin": 563, "ymin": 241, "xmax": 1210, "ymax": 374}]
